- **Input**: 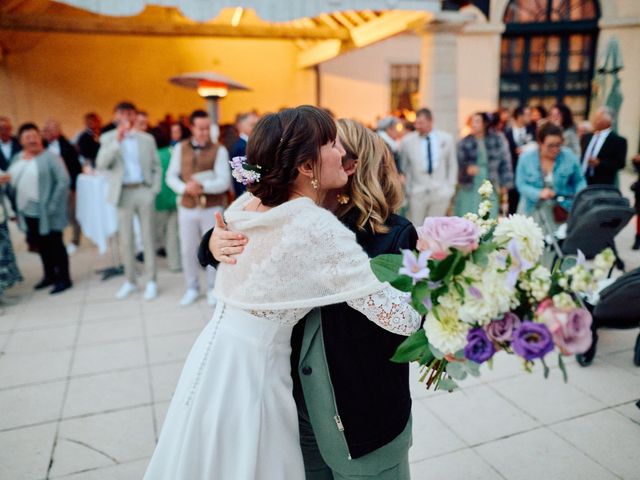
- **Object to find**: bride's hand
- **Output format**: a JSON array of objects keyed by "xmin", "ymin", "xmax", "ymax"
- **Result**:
[{"xmin": 210, "ymin": 212, "xmax": 248, "ymax": 265}]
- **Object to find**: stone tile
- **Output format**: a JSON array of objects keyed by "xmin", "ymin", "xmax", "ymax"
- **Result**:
[
  {"xmin": 614, "ymin": 401, "xmax": 640, "ymax": 424},
  {"xmin": 475, "ymin": 428, "xmax": 617, "ymax": 480},
  {"xmin": 0, "ymin": 349, "xmax": 72, "ymax": 388},
  {"xmin": 479, "ymin": 350, "xmax": 531, "ymax": 384},
  {"xmin": 14, "ymin": 305, "xmax": 82, "ymax": 330},
  {"xmin": 595, "ymin": 329, "xmax": 638, "ymax": 355},
  {"xmin": 601, "ymin": 349, "xmax": 640, "ymax": 376},
  {"xmin": 0, "ymin": 314, "xmax": 18, "ymax": 334},
  {"xmin": 551, "ymin": 409, "xmax": 640, "ymax": 479},
  {"xmin": 560, "ymin": 361, "xmax": 640, "ymax": 406},
  {"xmin": 52, "ymin": 458, "xmax": 149, "ymax": 479},
  {"xmin": 77, "ymin": 317, "xmax": 144, "ymax": 346},
  {"xmin": 409, "ymin": 398, "xmax": 466, "ymax": 462},
  {"xmin": 154, "ymin": 401, "xmax": 170, "ymax": 434},
  {"xmin": 144, "ymin": 311, "xmax": 205, "ymax": 337},
  {"xmin": 49, "ymin": 437, "xmax": 116, "ymax": 478},
  {"xmin": 71, "ymin": 340, "xmax": 146, "ymax": 376},
  {"xmin": 490, "ymin": 373, "xmax": 605, "ymax": 424},
  {"xmin": 55, "ymin": 406, "xmax": 156, "ymax": 473},
  {"xmin": 82, "ymin": 300, "xmax": 140, "ymax": 323},
  {"xmin": 63, "ymin": 368, "xmax": 151, "ymax": 418},
  {"xmin": 425, "ymin": 384, "xmax": 540, "ymax": 446},
  {"xmin": 150, "ymin": 362, "xmax": 183, "ymax": 402},
  {"xmin": 147, "ymin": 331, "xmax": 199, "ymax": 365},
  {"xmin": 410, "ymin": 448, "xmax": 502, "ymax": 480},
  {"xmin": 0, "ymin": 423, "xmax": 56, "ymax": 480},
  {"xmin": 0, "ymin": 380, "xmax": 66, "ymax": 430},
  {"xmin": 4, "ymin": 324, "xmax": 77, "ymax": 353}
]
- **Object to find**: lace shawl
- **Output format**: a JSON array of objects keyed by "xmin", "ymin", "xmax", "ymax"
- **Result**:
[{"xmin": 214, "ymin": 194, "xmax": 392, "ymax": 311}]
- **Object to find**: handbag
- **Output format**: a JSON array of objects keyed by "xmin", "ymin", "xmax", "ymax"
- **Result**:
[{"xmin": 552, "ymin": 203, "xmax": 569, "ymax": 223}]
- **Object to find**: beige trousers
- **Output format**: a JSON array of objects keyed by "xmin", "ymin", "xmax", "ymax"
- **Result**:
[
  {"xmin": 408, "ymin": 191, "xmax": 453, "ymax": 226},
  {"xmin": 178, "ymin": 205, "xmax": 220, "ymax": 292},
  {"xmin": 118, "ymin": 186, "xmax": 157, "ymax": 284}
]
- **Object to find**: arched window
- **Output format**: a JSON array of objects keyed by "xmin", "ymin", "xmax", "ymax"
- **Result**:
[{"xmin": 500, "ymin": 0, "xmax": 600, "ymax": 119}]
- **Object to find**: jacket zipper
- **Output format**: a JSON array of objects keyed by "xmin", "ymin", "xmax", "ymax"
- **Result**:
[{"xmin": 319, "ymin": 324, "xmax": 352, "ymax": 460}]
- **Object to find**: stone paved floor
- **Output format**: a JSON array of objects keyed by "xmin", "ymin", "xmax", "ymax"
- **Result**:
[{"xmin": 1, "ymin": 173, "xmax": 639, "ymax": 480}]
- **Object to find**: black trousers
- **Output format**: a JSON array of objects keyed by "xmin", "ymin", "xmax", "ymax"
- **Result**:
[{"xmin": 24, "ymin": 217, "xmax": 71, "ymax": 285}]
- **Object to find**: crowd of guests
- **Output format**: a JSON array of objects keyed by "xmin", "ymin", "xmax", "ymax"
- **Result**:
[
  {"xmin": 380, "ymin": 103, "xmax": 632, "ymax": 238},
  {"xmin": 0, "ymin": 99, "xmax": 637, "ymax": 307}
]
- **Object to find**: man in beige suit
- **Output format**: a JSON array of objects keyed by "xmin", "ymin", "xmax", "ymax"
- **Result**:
[
  {"xmin": 399, "ymin": 108, "xmax": 457, "ymax": 225},
  {"xmin": 96, "ymin": 102, "xmax": 161, "ymax": 300}
]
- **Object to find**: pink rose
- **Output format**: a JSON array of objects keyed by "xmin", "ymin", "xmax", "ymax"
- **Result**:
[
  {"xmin": 540, "ymin": 307, "xmax": 593, "ymax": 355},
  {"xmin": 416, "ymin": 217, "xmax": 480, "ymax": 259}
]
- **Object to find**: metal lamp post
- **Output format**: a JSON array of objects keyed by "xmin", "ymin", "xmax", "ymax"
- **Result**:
[{"xmin": 169, "ymin": 72, "xmax": 250, "ymax": 141}]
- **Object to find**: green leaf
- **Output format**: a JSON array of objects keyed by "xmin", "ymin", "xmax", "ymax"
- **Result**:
[
  {"xmin": 410, "ymin": 281, "xmax": 430, "ymax": 314},
  {"xmin": 435, "ymin": 377, "xmax": 459, "ymax": 392},
  {"xmin": 558, "ymin": 354, "xmax": 568, "ymax": 383},
  {"xmin": 370, "ymin": 254, "xmax": 403, "ymax": 282},
  {"xmin": 454, "ymin": 281, "xmax": 465, "ymax": 299},
  {"xmin": 446, "ymin": 361, "xmax": 468, "ymax": 381},
  {"xmin": 453, "ymin": 257, "xmax": 467, "ymax": 275},
  {"xmin": 471, "ymin": 241, "xmax": 499, "ymax": 267},
  {"xmin": 429, "ymin": 343, "xmax": 446, "ymax": 360},
  {"xmin": 541, "ymin": 357, "xmax": 550, "ymax": 379},
  {"xmin": 431, "ymin": 253, "xmax": 457, "ymax": 281},
  {"xmin": 464, "ymin": 360, "xmax": 482, "ymax": 377},
  {"xmin": 390, "ymin": 329, "xmax": 429, "ymax": 363}
]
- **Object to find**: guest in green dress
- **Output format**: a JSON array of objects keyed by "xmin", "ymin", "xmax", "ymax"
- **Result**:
[{"xmin": 455, "ymin": 112, "xmax": 513, "ymax": 217}]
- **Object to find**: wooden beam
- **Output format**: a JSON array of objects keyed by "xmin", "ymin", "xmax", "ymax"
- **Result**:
[
  {"xmin": 297, "ymin": 39, "xmax": 342, "ymax": 69},
  {"xmin": 0, "ymin": 13, "xmax": 350, "ymax": 40},
  {"xmin": 349, "ymin": 11, "xmax": 429, "ymax": 47}
]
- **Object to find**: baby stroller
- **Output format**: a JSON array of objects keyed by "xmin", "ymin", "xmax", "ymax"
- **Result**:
[
  {"xmin": 576, "ymin": 267, "xmax": 640, "ymax": 368},
  {"xmin": 537, "ymin": 185, "xmax": 635, "ymax": 270}
]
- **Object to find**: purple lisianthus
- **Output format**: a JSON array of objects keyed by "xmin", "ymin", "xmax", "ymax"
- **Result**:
[
  {"xmin": 511, "ymin": 321, "xmax": 554, "ymax": 360},
  {"xmin": 485, "ymin": 312, "xmax": 521, "ymax": 344},
  {"xmin": 464, "ymin": 328, "xmax": 496, "ymax": 364},
  {"xmin": 399, "ymin": 249, "xmax": 431, "ymax": 284}
]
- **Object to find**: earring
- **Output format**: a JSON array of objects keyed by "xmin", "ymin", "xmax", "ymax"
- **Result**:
[
  {"xmin": 311, "ymin": 178, "xmax": 319, "ymax": 190},
  {"xmin": 336, "ymin": 193, "xmax": 350, "ymax": 205}
]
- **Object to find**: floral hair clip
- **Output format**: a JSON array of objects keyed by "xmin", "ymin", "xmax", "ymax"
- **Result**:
[{"xmin": 230, "ymin": 156, "xmax": 262, "ymax": 186}]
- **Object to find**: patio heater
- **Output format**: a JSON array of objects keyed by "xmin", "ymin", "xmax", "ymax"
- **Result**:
[{"xmin": 169, "ymin": 72, "xmax": 250, "ymax": 141}]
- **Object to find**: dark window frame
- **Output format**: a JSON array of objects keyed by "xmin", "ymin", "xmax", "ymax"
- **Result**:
[{"xmin": 499, "ymin": 0, "xmax": 600, "ymax": 119}]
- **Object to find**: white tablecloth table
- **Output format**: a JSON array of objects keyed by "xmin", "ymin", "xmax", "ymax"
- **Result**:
[{"xmin": 76, "ymin": 174, "xmax": 118, "ymax": 254}]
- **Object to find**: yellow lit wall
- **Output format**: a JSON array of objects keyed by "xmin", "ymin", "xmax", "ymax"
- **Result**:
[{"xmin": 0, "ymin": 32, "xmax": 316, "ymax": 135}]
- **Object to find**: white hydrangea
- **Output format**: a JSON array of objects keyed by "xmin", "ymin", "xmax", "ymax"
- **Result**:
[
  {"xmin": 552, "ymin": 292, "xmax": 577, "ymax": 310},
  {"xmin": 478, "ymin": 200, "xmax": 492, "ymax": 218},
  {"xmin": 520, "ymin": 265, "xmax": 552, "ymax": 301},
  {"xmin": 458, "ymin": 257, "xmax": 517, "ymax": 325},
  {"xmin": 463, "ymin": 212, "xmax": 495, "ymax": 236},
  {"xmin": 424, "ymin": 306, "xmax": 470, "ymax": 355},
  {"xmin": 593, "ymin": 248, "xmax": 615, "ymax": 278},
  {"xmin": 493, "ymin": 214, "xmax": 544, "ymax": 264},
  {"xmin": 478, "ymin": 180, "xmax": 493, "ymax": 198},
  {"xmin": 569, "ymin": 265, "xmax": 592, "ymax": 293}
]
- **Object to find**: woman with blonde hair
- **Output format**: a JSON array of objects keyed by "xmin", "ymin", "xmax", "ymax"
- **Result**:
[{"xmin": 201, "ymin": 118, "xmax": 417, "ymax": 480}]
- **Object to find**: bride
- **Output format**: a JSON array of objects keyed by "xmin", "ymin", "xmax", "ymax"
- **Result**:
[{"xmin": 143, "ymin": 106, "xmax": 421, "ymax": 480}]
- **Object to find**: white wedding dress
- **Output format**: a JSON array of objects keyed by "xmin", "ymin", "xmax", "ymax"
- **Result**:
[{"xmin": 143, "ymin": 194, "xmax": 420, "ymax": 480}]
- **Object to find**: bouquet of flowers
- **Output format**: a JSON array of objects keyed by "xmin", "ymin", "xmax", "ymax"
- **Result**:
[{"xmin": 371, "ymin": 181, "xmax": 614, "ymax": 391}]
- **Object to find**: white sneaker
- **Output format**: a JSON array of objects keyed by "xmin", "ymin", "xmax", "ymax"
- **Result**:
[
  {"xmin": 180, "ymin": 288, "xmax": 199, "ymax": 306},
  {"xmin": 116, "ymin": 281, "xmax": 137, "ymax": 300},
  {"xmin": 66, "ymin": 243, "xmax": 77, "ymax": 255},
  {"xmin": 207, "ymin": 290, "xmax": 217, "ymax": 307},
  {"xmin": 144, "ymin": 281, "xmax": 158, "ymax": 301}
]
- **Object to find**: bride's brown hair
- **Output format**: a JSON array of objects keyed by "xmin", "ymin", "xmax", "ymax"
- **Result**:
[{"xmin": 246, "ymin": 105, "xmax": 337, "ymax": 207}]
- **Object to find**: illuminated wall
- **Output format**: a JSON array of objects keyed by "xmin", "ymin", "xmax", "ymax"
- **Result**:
[{"xmin": 0, "ymin": 32, "xmax": 316, "ymax": 135}]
